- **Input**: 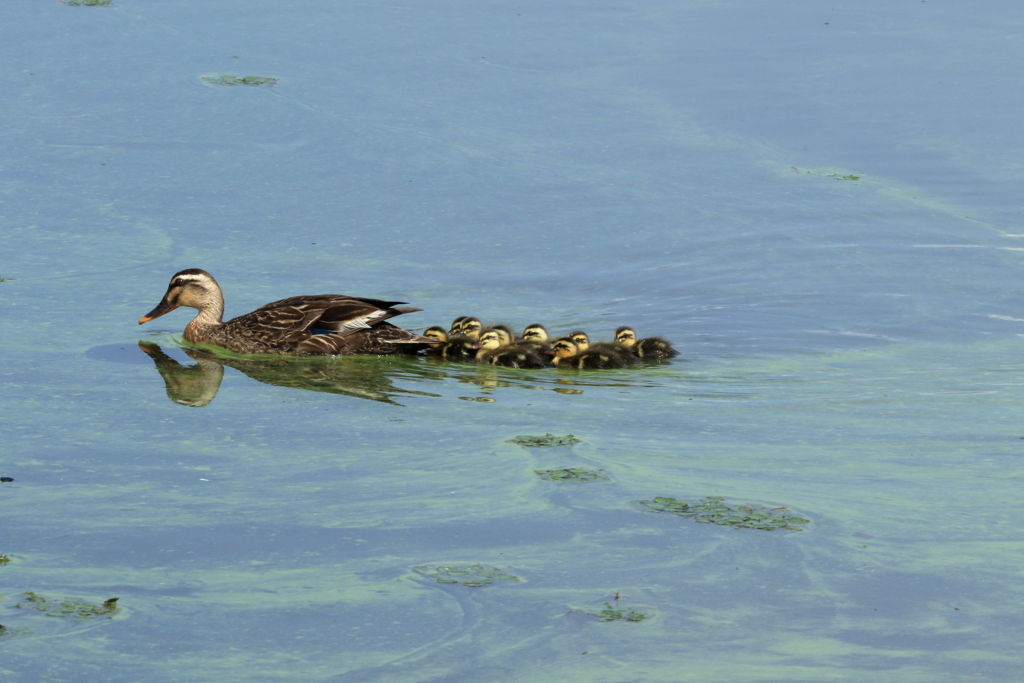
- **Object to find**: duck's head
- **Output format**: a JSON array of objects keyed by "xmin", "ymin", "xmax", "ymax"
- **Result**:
[
  {"xmin": 547, "ymin": 337, "xmax": 579, "ymax": 364},
  {"xmin": 568, "ymin": 330, "xmax": 589, "ymax": 350},
  {"xmin": 492, "ymin": 324, "xmax": 515, "ymax": 347},
  {"xmin": 139, "ymin": 269, "xmax": 223, "ymax": 324},
  {"xmin": 423, "ymin": 326, "xmax": 449, "ymax": 345},
  {"xmin": 521, "ymin": 323, "xmax": 549, "ymax": 342},
  {"xmin": 472, "ymin": 330, "xmax": 502, "ymax": 351},
  {"xmin": 614, "ymin": 326, "xmax": 637, "ymax": 347},
  {"xmin": 460, "ymin": 317, "xmax": 483, "ymax": 340},
  {"xmin": 449, "ymin": 316, "xmax": 468, "ymax": 335}
]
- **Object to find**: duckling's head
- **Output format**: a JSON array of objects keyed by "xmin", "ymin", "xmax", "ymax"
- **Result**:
[
  {"xmin": 492, "ymin": 324, "xmax": 515, "ymax": 347},
  {"xmin": 521, "ymin": 323, "xmax": 549, "ymax": 342},
  {"xmin": 547, "ymin": 337, "xmax": 579, "ymax": 365},
  {"xmin": 423, "ymin": 326, "xmax": 449, "ymax": 344},
  {"xmin": 614, "ymin": 326, "xmax": 637, "ymax": 347},
  {"xmin": 460, "ymin": 317, "xmax": 483, "ymax": 340},
  {"xmin": 449, "ymin": 316, "xmax": 468, "ymax": 335},
  {"xmin": 139, "ymin": 268, "xmax": 224, "ymax": 324},
  {"xmin": 568, "ymin": 330, "xmax": 589, "ymax": 350},
  {"xmin": 472, "ymin": 330, "xmax": 502, "ymax": 352}
]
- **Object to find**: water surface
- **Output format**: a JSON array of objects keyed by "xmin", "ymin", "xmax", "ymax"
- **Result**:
[{"xmin": 2, "ymin": 1, "xmax": 1024, "ymax": 681}]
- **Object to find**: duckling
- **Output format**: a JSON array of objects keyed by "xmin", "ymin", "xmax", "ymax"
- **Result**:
[
  {"xmin": 521, "ymin": 323, "xmax": 549, "ymax": 343},
  {"xmin": 570, "ymin": 330, "xmax": 634, "ymax": 358},
  {"xmin": 518, "ymin": 323, "xmax": 552, "ymax": 354},
  {"xmin": 614, "ymin": 326, "xmax": 678, "ymax": 359},
  {"xmin": 568, "ymin": 330, "xmax": 590, "ymax": 350},
  {"xmin": 441, "ymin": 335, "xmax": 477, "ymax": 361},
  {"xmin": 472, "ymin": 329, "xmax": 505, "ymax": 363},
  {"xmin": 575, "ymin": 345, "xmax": 633, "ymax": 369},
  {"xmin": 489, "ymin": 346, "xmax": 547, "ymax": 368},
  {"xmin": 492, "ymin": 324, "xmax": 516, "ymax": 348},
  {"xmin": 472, "ymin": 328, "xmax": 547, "ymax": 368},
  {"xmin": 449, "ymin": 316, "xmax": 469, "ymax": 336},
  {"xmin": 548, "ymin": 337, "xmax": 632, "ymax": 369},
  {"xmin": 423, "ymin": 326, "xmax": 449, "ymax": 356},
  {"xmin": 459, "ymin": 317, "xmax": 483, "ymax": 341},
  {"xmin": 547, "ymin": 338, "xmax": 580, "ymax": 367}
]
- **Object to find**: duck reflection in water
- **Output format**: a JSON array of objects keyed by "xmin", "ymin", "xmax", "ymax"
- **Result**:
[{"xmin": 138, "ymin": 342, "xmax": 436, "ymax": 407}]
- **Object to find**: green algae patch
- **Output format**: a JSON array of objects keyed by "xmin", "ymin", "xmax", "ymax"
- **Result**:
[
  {"xmin": 535, "ymin": 467, "xmax": 607, "ymax": 482},
  {"xmin": 202, "ymin": 73, "xmax": 278, "ymax": 87},
  {"xmin": 586, "ymin": 602, "xmax": 651, "ymax": 622},
  {"xmin": 0, "ymin": 554, "xmax": 11, "ymax": 565},
  {"xmin": 0, "ymin": 624, "xmax": 31, "ymax": 638},
  {"xmin": 508, "ymin": 433, "xmax": 581, "ymax": 447},
  {"xmin": 62, "ymin": 0, "xmax": 112, "ymax": 5},
  {"xmin": 16, "ymin": 593, "xmax": 120, "ymax": 621},
  {"xmin": 413, "ymin": 564, "xmax": 521, "ymax": 587},
  {"xmin": 635, "ymin": 496, "xmax": 810, "ymax": 531}
]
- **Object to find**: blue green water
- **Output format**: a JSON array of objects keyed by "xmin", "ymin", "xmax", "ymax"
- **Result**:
[{"xmin": 3, "ymin": 1, "xmax": 1024, "ymax": 680}]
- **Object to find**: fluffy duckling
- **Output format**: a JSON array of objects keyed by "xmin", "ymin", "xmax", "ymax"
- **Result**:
[
  {"xmin": 490, "ymin": 346, "xmax": 547, "ymax": 369},
  {"xmin": 437, "ymin": 323, "xmax": 478, "ymax": 361},
  {"xmin": 492, "ymin": 324, "xmax": 516, "ymax": 347},
  {"xmin": 548, "ymin": 337, "xmax": 633, "ymax": 369},
  {"xmin": 518, "ymin": 323, "xmax": 552, "ymax": 354},
  {"xmin": 423, "ymin": 326, "xmax": 449, "ymax": 356},
  {"xmin": 474, "ymin": 328, "xmax": 547, "ymax": 368},
  {"xmin": 521, "ymin": 323, "xmax": 549, "ymax": 343},
  {"xmin": 459, "ymin": 317, "xmax": 483, "ymax": 341},
  {"xmin": 570, "ymin": 330, "xmax": 635, "ymax": 358},
  {"xmin": 547, "ymin": 338, "xmax": 580, "ymax": 367},
  {"xmin": 472, "ymin": 329, "xmax": 505, "ymax": 363},
  {"xmin": 568, "ymin": 330, "xmax": 590, "ymax": 350},
  {"xmin": 614, "ymin": 326, "xmax": 678, "ymax": 359},
  {"xmin": 475, "ymin": 331, "xmax": 548, "ymax": 368}
]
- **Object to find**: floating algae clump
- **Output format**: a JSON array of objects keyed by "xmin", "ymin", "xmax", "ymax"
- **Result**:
[
  {"xmin": 634, "ymin": 496, "xmax": 810, "ymax": 531},
  {"xmin": 16, "ymin": 593, "xmax": 120, "ymax": 621},
  {"xmin": 586, "ymin": 602, "xmax": 650, "ymax": 622},
  {"xmin": 508, "ymin": 433, "xmax": 581, "ymax": 447},
  {"xmin": 202, "ymin": 73, "xmax": 278, "ymax": 87},
  {"xmin": 535, "ymin": 467, "xmax": 607, "ymax": 482},
  {"xmin": 413, "ymin": 564, "xmax": 520, "ymax": 587},
  {"xmin": 0, "ymin": 554, "xmax": 11, "ymax": 565}
]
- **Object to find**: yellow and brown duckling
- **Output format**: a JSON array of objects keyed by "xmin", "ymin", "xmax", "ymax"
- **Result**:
[
  {"xmin": 569, "ymin": 330, "xmax": 635, "ymax": 358},
  {"xmin": 568, "ymin": 330, "xmax": 590, "ymax": 350},
  {"xmin": 518, "ymin": 323, "xmax": 552, "ymax": 354},
  {"xmin": 547, "ymin": 337, "xmax": 634, "ymax": 369},
  {"xmin": 614, "ymin": 326, "xmax": 678, "ymax": 359},
  {"xmin": 448, "ymin": 316, "xmax": 469, "ymax": 336},
  {"xmin": 521, "ymin": 323, "xmax": 549, "ymax": 343},
  {"xmin": 422, "ymin": 326, "xmax": 449, "ymax": 356},
  {"xmin": 473, "ymin": 328, "xmax": 547, "ymax": 368},
  {"xmin": 492, "ymin": 324, "xmax": 516, "ymax": 347},
  {"xmin": 138, "ymin": 269, "xmax": 434, "ymax": 356},
  {"xmin": 459, "ymin": 317, "xmax": 483, "ymax": 340}
]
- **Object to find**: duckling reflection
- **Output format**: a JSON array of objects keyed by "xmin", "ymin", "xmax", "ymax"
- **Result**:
[{"xmin": 139, "ymin": 341, "xmax": 429, "ymax": 406}]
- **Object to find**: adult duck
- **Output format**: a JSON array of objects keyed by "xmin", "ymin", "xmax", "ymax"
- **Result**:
[{"xmin": 138, "ymin": 269, "xmax": 434, "ymax": 356}]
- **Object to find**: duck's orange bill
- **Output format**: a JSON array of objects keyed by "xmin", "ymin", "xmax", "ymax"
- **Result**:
[{"xmin": 138, "ymin": 300, "xmax": 178, "ymax": 324}]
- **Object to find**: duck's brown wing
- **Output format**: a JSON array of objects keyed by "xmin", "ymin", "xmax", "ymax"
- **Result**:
[{"xmin": 246, "ymin": 295, "xmax": 420, "ymax": 336}]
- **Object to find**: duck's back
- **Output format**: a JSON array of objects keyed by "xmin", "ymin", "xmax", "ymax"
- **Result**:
[{"xmin": 208, "ymin": 295, "xmax": 429, "ymax": 356}]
